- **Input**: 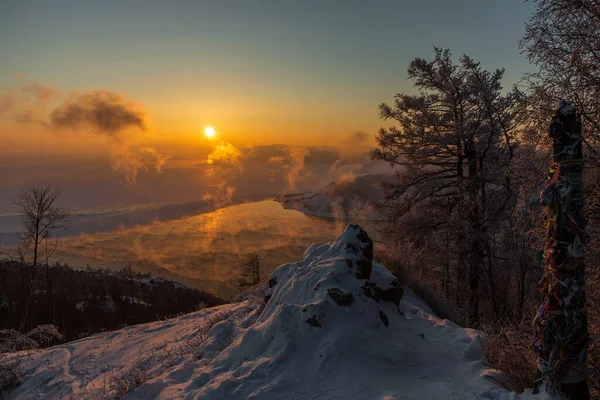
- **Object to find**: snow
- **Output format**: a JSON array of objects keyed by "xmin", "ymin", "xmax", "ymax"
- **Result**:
[
  {"xmin": 121, "ymin": 296, "xmax": 150, "ymax": 307},
  {"xmin": 75, "ymin": 268, "xmax": 189, "ymax": 290},
  {"xmin": 75, "ymin": 295, "xmax": 117, "ymax": 312},
  {"xmin": 8, "ymin": 303, "xmax": 251, "ymax": 399},
  {"xmin": 7, "ymin": 225, "xmax": 555, "ymax": 400}
]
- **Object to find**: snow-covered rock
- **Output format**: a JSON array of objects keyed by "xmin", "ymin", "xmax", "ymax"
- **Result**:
[{"xmin": 6, "ymin": 225, "xmax": 553, "ymax": 399}]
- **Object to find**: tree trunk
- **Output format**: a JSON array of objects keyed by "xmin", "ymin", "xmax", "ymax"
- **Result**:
[
  {"xmin": 466, "ymin": 140, "xmax": 481, "ymax": 328},
  {"xmin": 47, "ymin": 261, "xmax": 53, "ymax": 324},
  {"xmin": 129, "ymin": 263, "xmax": 136, "ymax": 325},
  {"xmin": 20, "ymin": 232, "xmax": 41, "ymax": 332}
]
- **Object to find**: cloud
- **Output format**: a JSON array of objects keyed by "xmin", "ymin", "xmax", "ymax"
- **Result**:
[
  {"xmin": 214, "ymin": 181, "xmax": 236, "ymax": 204},
  {"xmin": 14, "ymin": 108, "xmax": 39, "ymax": 124},
  {"xmin": 0, "ymin": 82, "xmax": 59, "ymax": 124},
  {"xmin": 0, "ymin": 89, "xmax": 15, "ymax": 114},
  {"xmin": 200, "ymin": 141, "xmax": 245, "ymax": 205},
  {"xmin": 286, "ymin": 146, "xmax": 312, "ymax": 192},
  {"xmin": 268, "ymin": 156, "xmax": 285, "ymax": 164},
  {"xmin": 0, "ymin": 79, "xmax": 165, "ymax": 184},
  {"xmin": 348, "ymin": 130, "xmax": 371, "ymax": 144},
  {"xmin": 47, "ymin": 90, "xmax": 154, "ymax": 183},
  {"xmin": 207, "ymin": 142, "xmax": 242, "ymax": 168},
  {"xmin": 50, "ymin": 91, "xmax": 146, "ymax": 135},
  {"xmin": 21, "ymin": 82, "xmax": 60, "ymax": 102},
  {"xmin": 337, "ymin": 171, "xmax": 357, "ymax": 184},
  {"xmin": 110, "ymin": 144, "xmax": 168, "ymax": 184},
  {"xmin": 1, "ymin": 82, "xmax": 144, "ymax": 135},
  {"xmin": 201, "ymin": 180, "xmax": 237, "ymax": 208},
  {"xmin": 139, "ymin": 147, "xmax": 169, "ymax": 173}
]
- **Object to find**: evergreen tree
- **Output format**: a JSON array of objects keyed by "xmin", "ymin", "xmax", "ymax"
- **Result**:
[
  {"xmin": 372, "ymin": 48, "xmax": 523, "ymax": 326},
  {"xmin": 238, "ymin": 252, "xmax": 261, "ymax": 289}
]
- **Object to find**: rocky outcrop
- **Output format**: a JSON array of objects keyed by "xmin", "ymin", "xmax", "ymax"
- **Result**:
[{"xmin": 265, "ymin": 224, "xmax": 403, "ymax": 331}]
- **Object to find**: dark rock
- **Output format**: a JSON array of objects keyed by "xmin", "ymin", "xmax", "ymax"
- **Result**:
[
  {"xmin": 348, "ymin": 225, "xmax": 373, "ymax": 280},
  {"xmin": 263, "ymin": 294, "xmax": 272, "ymax": 304},
  {"xmin": 361, "ymin": 281, "xmax": 381, "ymax": 302},
  {"xmin": 268, "ymin": 277, "xmax": 277, "ymax": 288},
  {"xmin": 356, "ymin": 258, "xmax": 372, "ymax": 280},
  {"xmin": 327, "ymin": 288, "xmax": 355, "ymax": 307},
  {"xmin": 344, "ymin": 242, "xmax": 359, "ymax": 253},
  {"xmin": 306, "ymin": 316, "xmax": 322, "ymax": 328},
  {"xmin": 361, "ymin": 279, "xmax": 404, "ymax": 305},
  {"xmin": 378, "ymin": 310, "xmax": 389, "ymax": 327},
  {"xmin": 380, "ymin": 280, "xmax": 404, "ymax": 305}
]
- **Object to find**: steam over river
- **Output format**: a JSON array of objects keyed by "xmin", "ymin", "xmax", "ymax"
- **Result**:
[{"xmin": 4, "ymin": 200, "xmax": 376, "ymax": 298}]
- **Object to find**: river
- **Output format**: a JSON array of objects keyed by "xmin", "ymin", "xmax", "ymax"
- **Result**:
[{"xmin": 39, "ymin": 200, "xmax": 377, "ymax": 298}]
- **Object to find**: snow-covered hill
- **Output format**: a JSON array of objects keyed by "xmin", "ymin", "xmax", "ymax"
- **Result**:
[
  {"xmin": 278, "ymin": 174, "xmax": 391, "ymax": 219},
  {"xmin": 6, "ymin": 226, "xmax": 549, "ymax": 399}
]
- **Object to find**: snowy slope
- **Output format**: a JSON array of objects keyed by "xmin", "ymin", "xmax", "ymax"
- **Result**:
[{"xmin": 8, "ymin": 226, "xmax": 551, "ymax": 400}]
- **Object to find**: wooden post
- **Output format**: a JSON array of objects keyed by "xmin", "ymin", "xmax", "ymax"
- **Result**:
[{"xmin": 534, "ymin": 100, "xmax": 589, "ymax": 398}]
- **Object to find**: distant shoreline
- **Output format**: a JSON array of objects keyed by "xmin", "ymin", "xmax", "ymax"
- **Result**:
[
  {"xmin": 0, "ymin": 194, "xmax": 278, "ymax": 246},
  {"xmin": 275, "ymin": 194, "xmax": 382, "ymax": 222}
]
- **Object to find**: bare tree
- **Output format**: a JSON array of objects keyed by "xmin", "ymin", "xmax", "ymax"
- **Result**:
[
  {"xmin": 521, "ymin": 0, "xmax": 600, "ymax": 146},
  {"xmin": 521, "ymin": 0, "xmax": 600, "ymax": 234},
  {"xmin": 522, "ymin": 2, "xmax": 599, "ymax": 397},
  {"xmin": 15, "ymin": 185, "xmax": 69, "ymax": 332},
  {"xmin": 44, "ymin": 239, "xmax": 59, "ymax": 325}
]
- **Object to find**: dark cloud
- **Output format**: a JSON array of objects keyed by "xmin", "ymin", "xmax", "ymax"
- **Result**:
[
  {"xmin": 348, "ymin": 130, "xmax": 370, "ymax": 144},
  {"xmin": 50, "ymin": 91, "xmax": 146, "ymax": 135}
]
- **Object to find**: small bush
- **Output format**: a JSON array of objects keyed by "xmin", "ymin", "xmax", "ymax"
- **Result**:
[
  {"xmin": 0, "ymin": 325, "xmax": 62, "ymax": 353},
  {"xmin": 84, "ymin": 310, "xmax": 233, "ymax": 399},
  {"xmin": 480, "ymin": 321, "xmax": 538, "ymax": 393},
  {"xmin": 0, "ymin": 325, "xmax": 63, "ymax": 398},
  {"xmin": 0, "ymin": 353, "xmax": 23, "ymax": 398}
]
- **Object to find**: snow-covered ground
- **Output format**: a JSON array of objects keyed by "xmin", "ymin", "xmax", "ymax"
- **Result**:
[{"xmin": 7, "ymin": 225, "xmax": 552, "ymax": 399}]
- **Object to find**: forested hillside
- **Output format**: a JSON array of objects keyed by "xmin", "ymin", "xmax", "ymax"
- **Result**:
[{"xmin": 0, "ymin": 261, "xmax": 223, "ymax": 344}]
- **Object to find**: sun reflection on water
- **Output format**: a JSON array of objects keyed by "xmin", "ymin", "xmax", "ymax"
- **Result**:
[{"xmin": 54, "ymin": 200, "xmax": 363, "ymax": 298}]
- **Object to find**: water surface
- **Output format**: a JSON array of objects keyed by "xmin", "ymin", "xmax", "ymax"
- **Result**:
[{"xmin": 50, "ymin": 200, "xmax": 374, "ymax": 297}]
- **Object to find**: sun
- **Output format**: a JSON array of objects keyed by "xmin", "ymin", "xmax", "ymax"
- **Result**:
[{"xmin": 204, "ymin": 126, "xmax": 216, "ymax": 138}]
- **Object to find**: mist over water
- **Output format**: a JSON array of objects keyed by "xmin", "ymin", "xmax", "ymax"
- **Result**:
[
  {"xmin": 40, "ymin": 200, "xmax": 375, "ymax": 298},
  {"xmin": 0, "ymin": 147, "xmax": 386, "ymax": 298}
]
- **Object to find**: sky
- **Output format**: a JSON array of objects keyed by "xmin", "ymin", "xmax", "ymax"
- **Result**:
[
  {"xmin": 0, "ymin": 0, "xmax": 538, "ymax": 208},
  {"xmin": 1, "ymin": 0, "xmax": 535, "ymax": 146}
]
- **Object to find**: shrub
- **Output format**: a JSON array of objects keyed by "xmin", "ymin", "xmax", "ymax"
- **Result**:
[
  {"xmin": 480, "ymin": 321, "xmax": 538, "ymax": 393},
  {"xmin": 0, "ymin": 325, "xmax": 63, "ymax": 397},
  {"xmin": 83, "ymin": 310, "xmax": 233, "ymax": 399}
]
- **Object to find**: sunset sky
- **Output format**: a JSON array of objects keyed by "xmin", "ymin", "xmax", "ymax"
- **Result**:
[{"xmin": 1, "ymin": 0, "xmax": 535, "ymax": 151}]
